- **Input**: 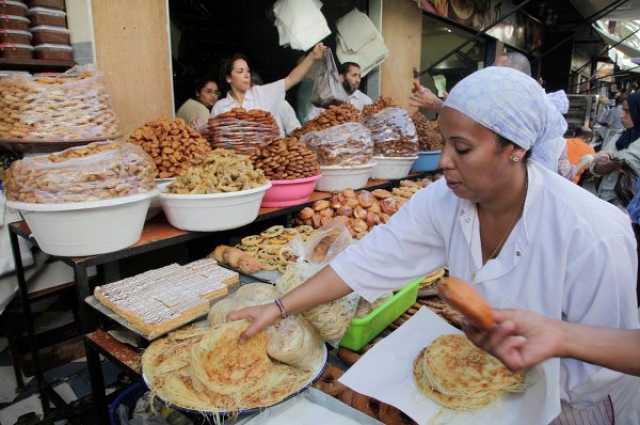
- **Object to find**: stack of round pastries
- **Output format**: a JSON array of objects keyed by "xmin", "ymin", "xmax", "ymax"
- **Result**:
[{"xmin": 413, "ymin": 334, "xmax": 525, "ymax": 411}]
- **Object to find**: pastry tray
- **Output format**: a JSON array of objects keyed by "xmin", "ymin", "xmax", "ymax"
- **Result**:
[{"xmin": 85, "ymin": 295, "xmax": 208, "ymax": 342}]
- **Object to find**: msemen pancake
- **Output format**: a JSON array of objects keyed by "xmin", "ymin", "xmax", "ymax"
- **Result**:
[
  {"xmin": 143, "ymin": 320, "xmax": 317, "ymax": 412},
  {"xmin": 413, "ymin": 334, "xmax": 525, "ymax": 411}
]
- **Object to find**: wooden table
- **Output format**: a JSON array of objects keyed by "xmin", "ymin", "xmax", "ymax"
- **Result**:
[{"xmin": 8, "ymin": 173, "xmax": 433, "ymax": 422}]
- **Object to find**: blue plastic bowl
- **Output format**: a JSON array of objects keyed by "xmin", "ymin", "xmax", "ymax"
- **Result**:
[
  {"xmin": 412, "ymin": 150, "xmax": 441, "ymax": 172},
  {"xmin": 109, "ymin": 382, "xmax": 148, "ymax": 425}
]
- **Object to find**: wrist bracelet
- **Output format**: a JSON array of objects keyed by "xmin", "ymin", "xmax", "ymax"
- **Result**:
[{"xmin": 274, "ymin": 298, "xmax": 288, "ymax": 319}]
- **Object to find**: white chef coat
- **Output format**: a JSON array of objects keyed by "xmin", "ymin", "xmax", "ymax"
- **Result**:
[
  {"xmin": 212, "ymin": 79, "xmax": 287, "ymax": 135},
  {"xmin": 305, "ymin": 89, "xmax": 373, "ymax": 122},
  {"xmin": 276, "ymin": 100, "xmax": 301, "ymax": 136},
  {"xmin": 331, "ymin": 161, "xmax": 640, "ymax": 408}
]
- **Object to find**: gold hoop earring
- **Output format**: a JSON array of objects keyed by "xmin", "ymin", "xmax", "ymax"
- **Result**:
[{"xmin": 510, "ymin": 155, "xmax": 521, "ymax": 163}]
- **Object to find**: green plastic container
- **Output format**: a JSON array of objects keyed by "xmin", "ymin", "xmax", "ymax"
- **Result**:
[{"xmin": 340, "ymin": 277, "xmax": 421, "ymax": 351}]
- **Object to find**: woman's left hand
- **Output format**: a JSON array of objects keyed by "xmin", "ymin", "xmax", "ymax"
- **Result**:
[
  {"xmin": 310, "ymin": 43, "xmax": 327, "ymax": 61},
  {"xmin": 593, "ymin": 154, "xmax": 622, "ymax": 175}
]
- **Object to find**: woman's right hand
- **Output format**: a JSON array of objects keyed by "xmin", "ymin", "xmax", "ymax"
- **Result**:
[
  {"xmin": 464, "ymin": 309, "xmax": 566, "ymax": 371},
  {"xmin": 227, "ymin": 303, "xmax": 281, "ymax": 342}
]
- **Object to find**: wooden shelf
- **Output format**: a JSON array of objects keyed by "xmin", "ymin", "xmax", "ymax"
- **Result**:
[{"xmin": 0, "ymin": 58, "xmax": 76, "ymax": 72}]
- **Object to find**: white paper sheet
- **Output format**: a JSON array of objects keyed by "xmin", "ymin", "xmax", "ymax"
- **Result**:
[{"xmin": 339, "ymin": 307, "xmax": 561, "ymax": 425}]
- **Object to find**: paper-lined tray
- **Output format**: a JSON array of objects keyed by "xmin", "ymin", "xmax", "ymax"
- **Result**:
[{"xmin": 339, "ymin": 307, "xmax": 561, "ymax": 425}]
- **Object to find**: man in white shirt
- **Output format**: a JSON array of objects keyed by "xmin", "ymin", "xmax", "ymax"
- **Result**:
[{"xmin": 305, "ymin": 61, "xmax": 373, "ymax": 121}]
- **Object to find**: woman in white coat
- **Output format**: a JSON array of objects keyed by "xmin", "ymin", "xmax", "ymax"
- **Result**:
[{"xmin": 230, "ymin": 67, "xmax": 640, "ymax": 424}]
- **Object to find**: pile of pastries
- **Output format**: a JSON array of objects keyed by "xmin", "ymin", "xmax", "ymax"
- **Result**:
[
  {"xmin": 294, "ymin": 179, "xmax": 431, "ymax": 238},
  {"xmin": 0, "ymin": 66, "xmax": 120, "ymax": 142},
  {"xmin": 128, "ymin": 118, "xmax": 212, "ymax": 179},
  {"xmin": 249, "ymin": 136, "xmax": 320, "ymax": 180},
  {"xmin": 4, "ymin": 141, "xmax": 156, "ymax": 203}
]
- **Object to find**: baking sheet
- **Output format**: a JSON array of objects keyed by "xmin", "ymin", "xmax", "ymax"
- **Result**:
[
  {"xmin": 339, "ymin": 307, "xmax": 561, "ymax": 425},
  {"xmin": 238, "ymin": 387, "xmax": 383, "ymax": 425},
  {"xmin": 84, "ymin": 295, "xmax": 207, "ymax": 341}
]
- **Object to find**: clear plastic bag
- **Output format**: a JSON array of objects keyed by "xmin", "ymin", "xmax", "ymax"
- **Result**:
[
  {"xmin": 0, "ymin": 65, "xmax": 121, "ymax": 142},
  {"xmin": 412, "ymin": 111, "xmax": 443, "ymax": 151},
  {"xmin": 276, "ymin": 222, "xmax": 360, "ymax": 344},
  {"xmin": 300, "ymin": 122, "xmax": 373, "ymax": 166},
  {"xmin": 363, "ymin": 107, "xmax": 419, "ymax": 157},
  {"xmin": 4, "ymin": 141, "xmax": 157, "ymax": 203},
  {"xmin": 207, "ymin": 108, "xmax": 280, "ymax": 155},
  {"xmin": 310, "ymin": 48, "xmax": 349, "ymax": 108}
]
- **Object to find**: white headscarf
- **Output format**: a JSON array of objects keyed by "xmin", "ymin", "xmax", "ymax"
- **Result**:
[{"xmin": 443, "ymin": 67, "xmax": 568, "ymax": 171}]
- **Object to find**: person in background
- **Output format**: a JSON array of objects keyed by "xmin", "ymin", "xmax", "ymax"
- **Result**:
[
  {"xmin": 494, "ymin": 51, "xmax": 532, "ymax": 76},
  {"xmin": 598, "ymin": 93, "xmax": 625, "ymax": 145},
  {"xmin": 411, "ymin": 51, "xmax": 533, "ymax": 114},
  {"xmin": 212, "ymin": 43, "xmax": 326, "ymax": 135},
  {"xmin": 305, "ymin": 61, "xmax": 373, "ymax": 121},
  {"xmin": 176, "ymin": 77, "xmax": 220, "ymax": 130},
  {"xmin": 591, "ymin": 92, "xmax": 640, "ymax": 206},
  {"xmin": 251, "ymin": 73, "xmax": 301, "ymax": 136},
  {"xmin": 561, "ymin": 126, "xmax": 595, "ymax": 184},
  {"xmin": 339, "ymin": 61, "xmax": 373, "ymax": 110},
  {"xmin": 411, "ymin": 52, "xmax": 568, "ymax": 175}
]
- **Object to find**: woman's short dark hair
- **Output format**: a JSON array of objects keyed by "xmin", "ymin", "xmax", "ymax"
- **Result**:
[
  {"xmin": 193, "ymin": 76, "xmax": 216, "ymax": 97},
  {"xmin": 339, "ymin": 62, "xmax": 360, "ymax": 75},
  {"xmin": 219, "ymin": 53, "xmax": 250, "ymax": 94}
]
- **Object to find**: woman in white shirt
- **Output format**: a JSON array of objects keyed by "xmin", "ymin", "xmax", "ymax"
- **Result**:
[
  {"xmin": 212, "ymin": 43, "xmax": 325, "ymax": 135},
  {"xmin": 230, "ymin": 67, "xmax": 640, "ymax": 424}
]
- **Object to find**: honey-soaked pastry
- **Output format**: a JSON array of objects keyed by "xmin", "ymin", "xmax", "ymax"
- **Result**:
[
  {"xmin": 128, "ymin": 118, "xmax": 212, "ymax": 178},
  {"xmin": 168, "ymin": 148, "xmax": 267, "ymax": 194}
]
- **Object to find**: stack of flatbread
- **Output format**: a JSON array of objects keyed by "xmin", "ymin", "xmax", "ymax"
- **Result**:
[
  {"xmin": 413, "ymin": 334, "xmax": 525, "ymax": 411},
  {"xmin": 143, "ymin": 283, "xmax": 325, "ymax": 412}
]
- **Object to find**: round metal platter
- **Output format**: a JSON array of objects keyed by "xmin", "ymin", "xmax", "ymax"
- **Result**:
[{"xmin": 142, "ymin": 342, "xmax": 329, "ymax": 417}]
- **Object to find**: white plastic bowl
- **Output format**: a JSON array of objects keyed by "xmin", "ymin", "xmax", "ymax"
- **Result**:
[
  {"xmin": 371, "ymin": 156, "xmax": 418, "ymax": 180},
  {"xmin": 147, "ymin": 180, "xmax": 174, "ymax": 221},
  {"xmin": 7, "ymin": 190, "xmax": 158, "ymax": 257},
  {"xmin": 159, "ymin": 182, "xmax": 272, "ymax": 231},
  {"xmin": 316, "ymin": 162, "xmax": 376, "ymax": 192}
]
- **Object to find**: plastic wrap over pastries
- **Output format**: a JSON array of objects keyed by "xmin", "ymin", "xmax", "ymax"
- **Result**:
[
  {"xmin": 207, "ymin": 108, "xmax": 280, "ymax": 155},
  {"xmin": 300, "ymin": 122, "xmax": 373, "ymax": 166},
  {"xmin": 0, "ymin": 65, "xmax": 120, "ymax": 141},
  {"xmin": 363, "ymin": 107, "xmax": 419, "ymax": 157},
  {"xmin": 4, "ymin": 141, "xmax": 157, "ymax": 203}
]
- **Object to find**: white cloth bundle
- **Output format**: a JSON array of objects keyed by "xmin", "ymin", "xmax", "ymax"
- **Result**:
[{"xmin": 273, "ymin": 0, "xmax": 330, "ymax": 51}]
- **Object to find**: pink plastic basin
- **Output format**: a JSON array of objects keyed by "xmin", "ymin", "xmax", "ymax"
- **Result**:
[{"xmin": 261, "ymin": 174, "xmax": 322, "ymax": 208}]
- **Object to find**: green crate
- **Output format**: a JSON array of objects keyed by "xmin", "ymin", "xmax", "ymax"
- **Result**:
[{"xmin": 340, "ymin": 277, "xmax": 421, "ymax": 351}]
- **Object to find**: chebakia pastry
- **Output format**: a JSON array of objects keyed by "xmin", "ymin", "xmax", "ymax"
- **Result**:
[
  {"xmin": 413, "ymin": 334, "xmax": 525, "ymax": 411},
  {"xmin": 143, "ymin": 319, "xmax": 321, "ymax": 412}
]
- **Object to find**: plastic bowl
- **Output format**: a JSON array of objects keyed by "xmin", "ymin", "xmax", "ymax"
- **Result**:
[
  {"xmin": 316, "ymin": 163, "xmax": 376, "ymax": 192},
  {"xmin": 147, "ymin": 180, "xmax": 174, "ymax": 220},
  {"xmin": 412, "ymin": 150, "xmax": 441, "ymax": 172},
  {"xmin": 261, "ymin": 174, "xmax": 321, "ymax": 208},
  {"xmin": 7, "ymin": 190, "xmax": 158, "ymax": 257},
  {"xmin": 371, "ymin": 156, "xmax": 418, "ymax": 180},
  {"xmin": 159, "ymin": 182, "xmax": 271, "ymax": 231}
]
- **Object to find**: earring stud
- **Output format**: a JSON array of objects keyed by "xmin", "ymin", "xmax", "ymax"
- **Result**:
[{"xmin": 510, "ymin": 155, "xmax": 521, "ymax": 163}]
